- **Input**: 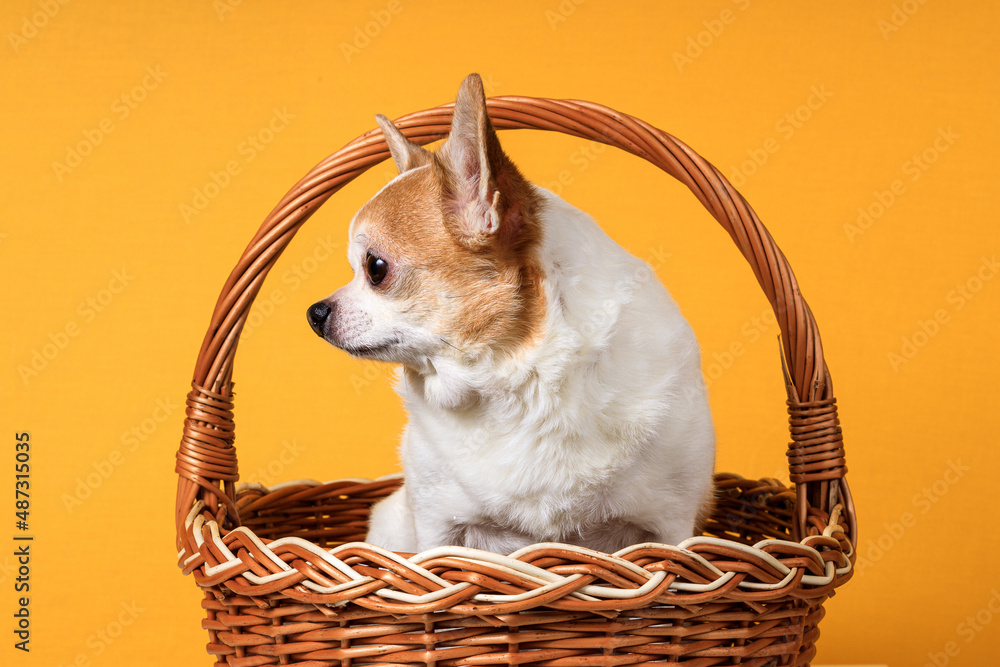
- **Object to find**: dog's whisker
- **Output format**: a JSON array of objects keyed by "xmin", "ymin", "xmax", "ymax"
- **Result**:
[{"xmin": 438, "ymin": 336, "xmax": 462, "ymax": 352}]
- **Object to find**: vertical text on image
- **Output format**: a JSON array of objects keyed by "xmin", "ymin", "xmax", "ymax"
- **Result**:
[{"xmin": 13, "ymin": 431, "xmax": 32, "ymax": 652}]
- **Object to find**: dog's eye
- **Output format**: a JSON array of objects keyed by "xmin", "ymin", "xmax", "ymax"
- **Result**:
[{"xmin": 365, "ymin": 251, "xmax": 388, "ymax": 286}]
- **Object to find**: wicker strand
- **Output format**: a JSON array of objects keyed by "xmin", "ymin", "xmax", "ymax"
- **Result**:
[
  {"xmin": 786, "ymin": 399, "xmax": 846, "ymax": 484},
  {"xmin": 176, "ymin": 382, "xmax": 240, "ymax": 533}
]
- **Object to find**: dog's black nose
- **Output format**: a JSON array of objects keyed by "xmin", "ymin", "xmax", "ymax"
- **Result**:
[{"xmin": 307, "ymin": 301, "xmax": 332, "ymax": 336}]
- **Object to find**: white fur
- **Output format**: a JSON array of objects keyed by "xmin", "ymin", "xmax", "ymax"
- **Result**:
[{"xmin": 366, "ymin": 186, "xmax": 715, "ymax": 553}]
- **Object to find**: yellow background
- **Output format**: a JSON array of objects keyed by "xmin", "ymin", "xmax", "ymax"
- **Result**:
[{"xmin": 2, "ymin": 1, "xmax": 998, "ymax": 665}]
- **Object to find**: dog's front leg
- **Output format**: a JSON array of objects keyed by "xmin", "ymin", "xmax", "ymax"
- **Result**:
[
  {"xmin": 365, "ymin": 486, "xmax": 418, "ymax": 552},
  {"xmin": 452, "ymin": 519, "xmax": 536, "ymax": 554},
  {"xmin": 410, "ymin": 506, "xmax": 465, "ymax": 552}
]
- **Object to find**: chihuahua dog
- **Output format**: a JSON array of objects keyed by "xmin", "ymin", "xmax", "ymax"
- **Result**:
[{"xmin": 307, "ymin": 74, "xmax": 715, "ymax": 554}]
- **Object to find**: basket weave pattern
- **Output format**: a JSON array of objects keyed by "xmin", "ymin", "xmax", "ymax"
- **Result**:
[{"xmin": 176, "ymin": 95, "xmax": 856, "ymax": 665}]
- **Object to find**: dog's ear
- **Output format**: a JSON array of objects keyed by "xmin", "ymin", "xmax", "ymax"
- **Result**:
[
  {"xmin": 438, "ymin": 73, "xmax": 536, "ymax": 248},
  {"xmin": 375, "ymin": 114, "xmax": 433, "ymax": 174}
]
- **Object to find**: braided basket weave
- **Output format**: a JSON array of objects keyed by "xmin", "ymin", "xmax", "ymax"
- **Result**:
[{"xmin": 175, "ymin": 94, "xmax": 857, "ymax": 666}]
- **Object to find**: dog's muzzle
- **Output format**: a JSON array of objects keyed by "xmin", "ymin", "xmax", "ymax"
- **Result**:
[{"xmin": 307, "ymin": 301, "xmax": 333, "ymax": 337}]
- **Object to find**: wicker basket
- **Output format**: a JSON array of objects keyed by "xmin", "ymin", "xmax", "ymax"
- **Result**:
[{"xmin": 175, "ymin": 94, "xmax": 857, "ymax": 666}]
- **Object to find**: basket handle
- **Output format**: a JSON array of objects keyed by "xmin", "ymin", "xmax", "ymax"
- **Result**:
[{"xmin": 175, "ymin": 96, "xmax": 855, "ymax": 550}]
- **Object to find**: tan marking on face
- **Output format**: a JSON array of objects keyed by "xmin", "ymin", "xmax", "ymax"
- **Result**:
[{"xmin": 352, "ymin": 159, "xmax": 546, "ymax": 358}]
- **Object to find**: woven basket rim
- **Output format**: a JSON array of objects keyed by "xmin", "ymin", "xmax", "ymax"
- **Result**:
[{"xmin": 180, "ymin": 474, "xmax": 852, "ymax": 615}]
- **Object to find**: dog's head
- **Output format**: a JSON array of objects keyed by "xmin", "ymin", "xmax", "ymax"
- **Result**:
[{"xmin": 307, "ymin": 74, "xmax": 546, "ymax": 371}]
